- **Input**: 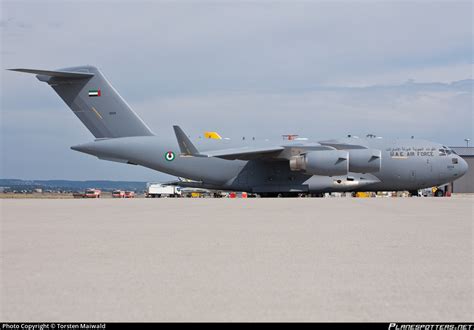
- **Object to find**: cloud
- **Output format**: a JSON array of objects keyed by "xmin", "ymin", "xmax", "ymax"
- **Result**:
[
  {"xmin": 2, "ymin": 2, "xmax": 471, "ymax": 89},
  {"xmin": 1, "ymin": 1, "xmax": 472, "ymax": 180},
  {"xmin": 136, "ymin": 79, "xmax": 473, "ymax": 143}
]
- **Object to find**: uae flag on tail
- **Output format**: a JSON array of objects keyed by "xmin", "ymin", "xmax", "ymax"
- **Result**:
[{"xmin": 88, "ymin": 89, "xmax": 101, "ymax": 97}]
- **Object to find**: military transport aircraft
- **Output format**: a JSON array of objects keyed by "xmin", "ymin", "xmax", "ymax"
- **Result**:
[{"xmin": 10, "ymin": 66, "xmax": 468, "ymax": 197}]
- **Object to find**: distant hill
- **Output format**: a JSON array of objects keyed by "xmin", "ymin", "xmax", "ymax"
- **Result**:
[{"xmin": 0, "ymin": 179, "xmax": 148, "ymax": 192}]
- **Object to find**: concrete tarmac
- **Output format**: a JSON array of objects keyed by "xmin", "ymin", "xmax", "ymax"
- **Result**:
[{"xmin": 1, "ymin": 197, "xmax": 472, "ymax": 322}]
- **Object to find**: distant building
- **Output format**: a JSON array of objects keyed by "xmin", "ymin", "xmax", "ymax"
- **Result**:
[{"xmin": 450, "ymin": 147, "xmax": 474, "ymax": 193}]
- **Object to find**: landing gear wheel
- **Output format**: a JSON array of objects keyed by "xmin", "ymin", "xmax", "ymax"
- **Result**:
[{"xmin": 409, "ymin": 190, "xmax": 419, "ymax": 197}]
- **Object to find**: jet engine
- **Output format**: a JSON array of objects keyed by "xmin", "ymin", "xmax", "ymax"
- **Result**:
[
  {"xmin": 347, "ymin": 149, "xmax": 381, "ymax": 173},
  {"xmin": 290, "ymin": 150, "xmax": 349, "ymax": 176}
]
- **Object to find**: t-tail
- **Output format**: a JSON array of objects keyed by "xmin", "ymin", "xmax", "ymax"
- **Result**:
[{"xmin": 9, "ymin": 66, "xmax": 154, "ymax": 138}]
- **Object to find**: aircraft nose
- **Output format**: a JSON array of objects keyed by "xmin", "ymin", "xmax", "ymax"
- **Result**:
[{"xmin": 458, "ymin": 156, "xmax": 468, "ymax": 176}]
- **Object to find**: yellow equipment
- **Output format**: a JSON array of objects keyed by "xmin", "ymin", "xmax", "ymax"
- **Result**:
[{"xmin": 204, "ymin": 131, "xmax": 222, "ymax": 140}]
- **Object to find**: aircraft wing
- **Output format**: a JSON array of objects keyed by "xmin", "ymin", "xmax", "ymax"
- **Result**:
[
  {"xmin": 173, "ymin": 125, "xmax": 341, "ymax": 161},
  {"xmin": 318, "ymin": 140, "xmax": 368, "ymax": 150},
  {"xmin": 201, "ymin": 146, "xmax": 285, "ymax": 160},
  {"xmin": 202, "ymin": 144, "xmax": 339, "ymax": 160},
  {"xmin": 173, "ymin": 125, "xmax": 284, "ymax": 160}
]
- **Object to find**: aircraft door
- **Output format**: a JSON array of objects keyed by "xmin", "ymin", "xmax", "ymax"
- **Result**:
[
  {"xmin": 237, "ymin": 162, "xmax": 255, "ymax": 188},
  {"xmin": 417, "ymin": 158, "xmax": 432, "ymax": 186},
  {"xmin": 237, "ymin": 166, "xmax": 248, "ymax": 185}
]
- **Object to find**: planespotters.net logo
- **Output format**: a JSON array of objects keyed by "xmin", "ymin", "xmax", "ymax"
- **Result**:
[{"xmin": 389, "ymin": 324, "xmax": 473, "ymax": 330}]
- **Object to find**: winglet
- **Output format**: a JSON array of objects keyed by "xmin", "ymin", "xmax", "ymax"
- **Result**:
[{"xmin": 173, "ymin": 125, "xmax": 200, "ymax": 156}]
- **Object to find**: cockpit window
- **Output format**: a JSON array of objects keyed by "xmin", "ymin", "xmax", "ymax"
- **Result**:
[
  {"xmin": 439, "ymin": 147, "xmax": 455, "ymax": 156},
  {"xmin": 452, "ymin": 158, "xmax": 458, "ymax": 164}
]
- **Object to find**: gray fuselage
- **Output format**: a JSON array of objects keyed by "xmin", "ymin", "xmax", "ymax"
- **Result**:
[{"xmin": 72, "ymin": 134, "xmax": 468, "ymax": 193}]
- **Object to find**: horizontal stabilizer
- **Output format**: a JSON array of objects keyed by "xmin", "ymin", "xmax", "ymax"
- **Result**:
[{"xmin": 8, "ymin": 68, "xmax": 94, "ymax": 79}]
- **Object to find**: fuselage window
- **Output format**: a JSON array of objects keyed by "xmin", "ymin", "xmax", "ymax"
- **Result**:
[{"xmin": 452, "ymin": 158, "xmax": 458, "ymax": 164}]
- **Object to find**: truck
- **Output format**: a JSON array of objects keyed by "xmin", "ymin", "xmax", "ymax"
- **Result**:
[
  {"xmin": 84, "ymin": 188, "xmax": 101, "ymax": 198},
  {"xmin": 146, "ymin": 183, "xmax": 181, "ymax": 198},
  {"xmin": 124, "ymin": 191, "xmax": 135, "ymax": 198},
  {"xmin": 112, "ymin": 190, "xmax": 125, "ymax": 198}
]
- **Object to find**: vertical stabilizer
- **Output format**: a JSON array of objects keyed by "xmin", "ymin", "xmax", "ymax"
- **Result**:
[{"xmin": 10, "ymin": 66, "xmax": 154, "ymax": 138}]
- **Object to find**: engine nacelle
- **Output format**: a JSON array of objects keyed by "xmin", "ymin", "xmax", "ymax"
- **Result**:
[
  {"xmin": 290, "ymin": 150, "xmax": 349, "ymax": 176},
  {"xmin": 347, "ymin": 149, "xmax": 381, "ymax": 173}
]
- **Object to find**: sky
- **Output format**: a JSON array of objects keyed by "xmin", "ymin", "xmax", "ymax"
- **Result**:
[{"xmin": 1, "ymin": 0, "xmax": 472, "ymax": 181}]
